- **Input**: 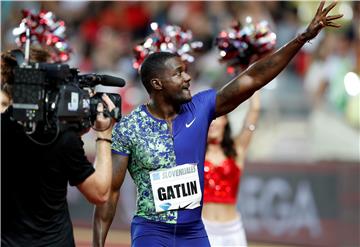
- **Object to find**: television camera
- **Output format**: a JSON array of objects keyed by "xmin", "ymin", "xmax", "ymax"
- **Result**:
[{"xmin": 11, "ymin": 50, "xmax": 125, "ymax": 142}]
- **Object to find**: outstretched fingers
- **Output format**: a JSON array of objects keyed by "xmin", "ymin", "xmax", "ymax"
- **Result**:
[
  {"xmin": 304, "ymin": 1, "xmax": 342, "ymax": 40},
  {"xmin": 326, "ymin": 22, "xmax": 342, "ymax": 28},
  {"xmin": 316, "ymin": 1, "xmax": 325, "ymax": 15},
  {"xmin": 325, "ymin": 13, "xmax": 343, "ymax": 28},
  {"xmin": 327, "ymin": 14, "xmax": 343, "ymax": 21},
  {"xmin": 323, "ymin": 2, "xmax": 337, "ymax": 15}
]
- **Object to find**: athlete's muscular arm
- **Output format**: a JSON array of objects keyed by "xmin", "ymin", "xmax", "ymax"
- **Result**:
[
  {"xmin": 234, "ymin": 91, "xmax": 260, "ymax": 164},
  {"xmin": 215, "ymin": 1, "xmax": 342, "ymax": 117},
  {"xmin": 93, "ymin": 154, "xmax": 129, "ymax": 247}
]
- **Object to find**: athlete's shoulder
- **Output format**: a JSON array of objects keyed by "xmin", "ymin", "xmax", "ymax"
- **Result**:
[
  {"xmin": 113, "ymin": 105, "xmax": 146, "ymax": 132},
  {"xmin": 192, "ymin": 88, "xmax": 216, "ymax": 99},
  {"xmin": 118, "ymin": 105, "xmax": 146, "ymax": 123},
  {"xmin": 182, "ymin": 89, "xmax": 216, "ymax": 111}
]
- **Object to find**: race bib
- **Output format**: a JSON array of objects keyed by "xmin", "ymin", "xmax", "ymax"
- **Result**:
[{"xmin": 150, "ymin": 163, "xmax": 202, "ymax": 213}]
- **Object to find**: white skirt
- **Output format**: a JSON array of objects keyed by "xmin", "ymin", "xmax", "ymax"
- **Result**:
[{"xmin": 203, "ymin": 214, "xmax": 247, "ymax": 247}]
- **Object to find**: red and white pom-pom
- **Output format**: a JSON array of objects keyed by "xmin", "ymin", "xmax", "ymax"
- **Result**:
[
  {"xmin": 216, "ymin": 17, "xmax": 276, "ymax": 72},
  {"xmin": 12, "ymin": 9, "xmax": 72, "ymax": 62},
  {"xmin": 133, "ymin": 22, "xmax": 203, "ymax": 69}
]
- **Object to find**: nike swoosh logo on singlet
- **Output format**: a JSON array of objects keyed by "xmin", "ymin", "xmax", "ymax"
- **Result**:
[
  {"xmin": 185, "ymin": 118, "xmax": 196, "ymax": 128},
  {"xmin": 178, "ymin": 202, "xmax": 192, "ymax": 209}
]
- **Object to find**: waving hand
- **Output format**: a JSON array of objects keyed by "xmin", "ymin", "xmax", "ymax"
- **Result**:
[
  {"xmin": 215, "ymin": 1, "xmax": 343, "ymax": 117},
  {"xmin": 299, "ymin": 1, "xmax": 343, "ymax": 42}
]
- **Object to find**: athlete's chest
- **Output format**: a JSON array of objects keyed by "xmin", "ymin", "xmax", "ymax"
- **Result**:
[{"xmin": 131, "ymin": 110, "xmax": 207, "ymax": 170}]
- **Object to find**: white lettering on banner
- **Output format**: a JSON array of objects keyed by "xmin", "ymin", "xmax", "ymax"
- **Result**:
[
  {"xmin": 240, "ymin": 177, "xmax": 322, "ymax": 238},
  {"xmin": 291, "ymin": 181, "xmax": 322, "ymax": 237},
  {"xmin": 150, "ymin": 163, "xmax": 202, "ymax": 212}
]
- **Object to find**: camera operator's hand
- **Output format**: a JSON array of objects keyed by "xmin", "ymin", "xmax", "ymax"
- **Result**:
[
  {"xmin": 78, "ymin": 93, "xmax": 116, "ymax": 206},
  {"xmin": 94, "ymin": 94, "xmax": 116, "ymax": 139}
]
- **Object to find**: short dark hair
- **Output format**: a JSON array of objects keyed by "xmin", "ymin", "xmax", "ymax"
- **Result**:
[
  {"xmin": 29, "ymin": 46, "xmax": 51, "ymax": 63},
  {"xmin": 140, "ymin": 52, "xmax": 178, "ymax": 93}
]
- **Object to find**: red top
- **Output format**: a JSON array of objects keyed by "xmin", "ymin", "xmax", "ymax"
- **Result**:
[{"xmin": 203, "ymin": 158, "xmax": 242, "ymax": 204}]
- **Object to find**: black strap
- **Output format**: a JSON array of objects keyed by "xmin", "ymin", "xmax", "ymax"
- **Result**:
[{"xmin": 96, "ymin": 137, "xmax": 112, "ymax": 144}]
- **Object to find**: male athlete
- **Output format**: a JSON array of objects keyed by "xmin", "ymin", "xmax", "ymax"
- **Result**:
[{"xmin": 93, "ymin": 2, "xmax": 342, "ymax": 246}]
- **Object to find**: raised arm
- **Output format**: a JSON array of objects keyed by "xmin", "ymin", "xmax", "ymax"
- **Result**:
[
  {"xmin": 93, "ymin": 153, "xmax": 129, "ymax": 247},
  {"xmin": 234, "ymin": 91, "xmax": 260, "ymax": 163},
  {"xmin": 215, "ymin": 1, "xmax": 342, "ymax": 117}
]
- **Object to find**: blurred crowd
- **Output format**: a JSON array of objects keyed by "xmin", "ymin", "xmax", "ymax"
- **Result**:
[{"xmin": 2, "ymin": 1, "xmax": 359, "ymax": 162}]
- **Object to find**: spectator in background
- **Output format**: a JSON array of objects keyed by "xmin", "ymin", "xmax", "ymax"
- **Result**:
[{"xmin": 203, "ymin": 92, "xmax": 260, "ymax": 247}]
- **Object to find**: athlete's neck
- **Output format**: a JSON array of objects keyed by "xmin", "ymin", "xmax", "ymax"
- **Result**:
[{"xmin": 146, "ymin": 100, "xmax": 179, "ymax": 121}]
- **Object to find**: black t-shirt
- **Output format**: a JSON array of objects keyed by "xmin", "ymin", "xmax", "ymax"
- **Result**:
[{"xmin": 1, "ymin": 110, "xmax": 95, "ymax": 246}]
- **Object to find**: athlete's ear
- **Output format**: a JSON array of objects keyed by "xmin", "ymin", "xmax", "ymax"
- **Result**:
[{"xmin": 150, "ymin": 78, "xmax": 163, "ymax": 91}]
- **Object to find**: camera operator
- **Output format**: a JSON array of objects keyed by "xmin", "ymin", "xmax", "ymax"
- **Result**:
[{"xmin": 1, "ymin": 48, "xmax": 116, "ymax": 246}]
